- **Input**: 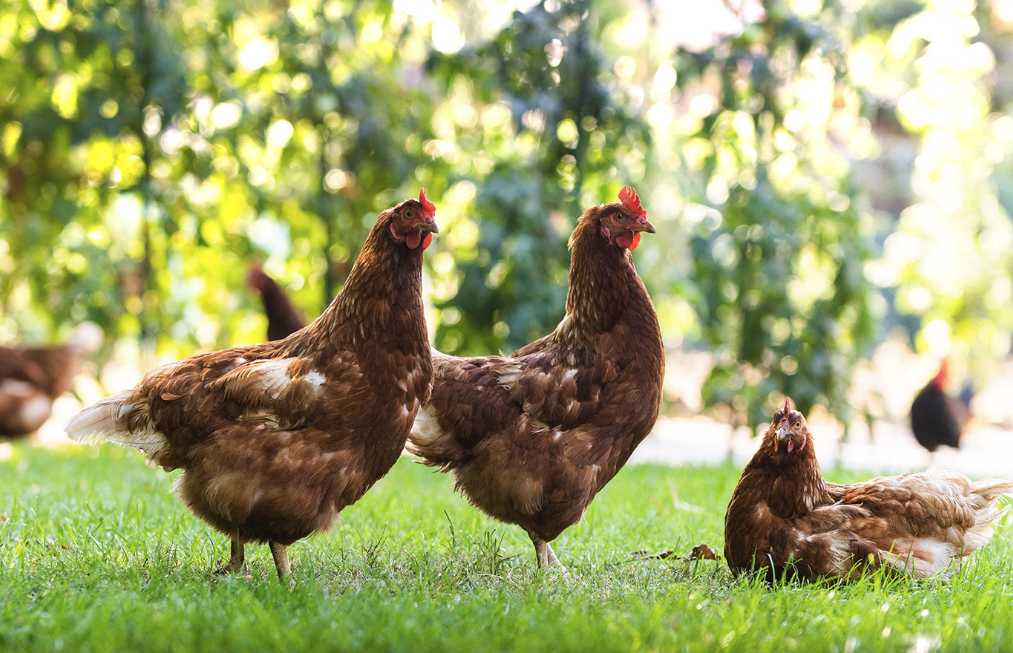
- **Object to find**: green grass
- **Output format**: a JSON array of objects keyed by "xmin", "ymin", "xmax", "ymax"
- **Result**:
[{"xmin": 2, "ymin": 444, "xmax": 1013, "ymax": 652}]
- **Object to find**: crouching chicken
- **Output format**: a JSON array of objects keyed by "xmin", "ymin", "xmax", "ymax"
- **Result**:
[
  {"xmin": 66, "ymin": 191, "xmax": 439, "ymax": 579},
  {"xmin": 407, "ymin": 187, "xmax": 665, "ymax": 572},
  {"xmin": 724, "ymin": 398, "xmax": 1011, "ymax": 583}
]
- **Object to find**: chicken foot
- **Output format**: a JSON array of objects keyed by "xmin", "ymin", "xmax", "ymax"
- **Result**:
[
  {"xmin": 531, "ymin": 537, "xmax": 569, "ymax": 577},
  {"xmin": 213, "ymin": 539, "xmax": 247, "ymax": 576},
  {"xmin": 269, "ymin": 541, "xmax": 291, "ymax": 579}
]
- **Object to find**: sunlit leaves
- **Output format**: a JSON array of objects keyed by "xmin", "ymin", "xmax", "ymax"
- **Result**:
[{"xmin": 675, "ymin": 0, "xmax": 877, "ymax": 428}]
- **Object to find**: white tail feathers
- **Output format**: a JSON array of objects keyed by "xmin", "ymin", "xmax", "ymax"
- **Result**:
[{"xmin": 65, "ymin": 391, "xmax": 169, "ymax": 465}]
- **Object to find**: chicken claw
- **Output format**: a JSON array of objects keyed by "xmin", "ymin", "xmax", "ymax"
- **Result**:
[{"xmin": 213, "ymin": 539, "xmax": 247, "ymax": 576}]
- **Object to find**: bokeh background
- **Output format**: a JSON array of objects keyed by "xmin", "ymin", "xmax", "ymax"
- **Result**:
[{"xmin": 3, "ymin": 0, "xmax": 1013, "ymax": 467}]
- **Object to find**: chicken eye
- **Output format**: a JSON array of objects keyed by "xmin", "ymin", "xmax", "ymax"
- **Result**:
[
  {"xmin": 615, "ymin": 213, "xmax": 625, "ymax": 221},
  {"xmin": 794, "ymin": 420, "xmax": 801, "ymax": 427},
  {"xmin": 405, "ymin": 209, "xmax": 414, "ymax": 218}
]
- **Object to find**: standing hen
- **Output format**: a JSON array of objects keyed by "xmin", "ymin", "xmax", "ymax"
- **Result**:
[
  {"xmin": 407, "ymin": 187, "xmax": 664, "ymax": 571},
  {"xmin": 725, "ymin": 398, "xmax": 1011, "ymax": 583},
  {"xmin": 910, "ymin": 360, "xmax": 966, "ymax": 453},
  {"xmin": 66, "ymin": 190, "xmax": 439, "ymax": 578},
  {"xmin": 0, "ymin": 323, "xmax": 102, "ymax": 438},
  {"xmin": 247, "ymin": 261, "xmax": 305, "ymax": 342}
]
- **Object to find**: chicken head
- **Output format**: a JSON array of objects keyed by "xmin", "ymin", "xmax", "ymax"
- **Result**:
[
  {"xmin": 389, "ymin": 188, "xmax": 440, "ymax": 250},
  {"xmin": 771, "ymin": 397, "xmax": 808, "ymax": 454},
  {"xmin": 595, "ymin": 185, "xmax": 655, "ymax": 251}
]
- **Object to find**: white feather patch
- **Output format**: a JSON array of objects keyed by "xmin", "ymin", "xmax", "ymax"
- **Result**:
[
  {"xmin": 303, "ymin": 370, "xmax": 326, "ymax": 388},
  {"xmin": 409, "ymin": 404, "xmax": 445, "ymax": 447}
]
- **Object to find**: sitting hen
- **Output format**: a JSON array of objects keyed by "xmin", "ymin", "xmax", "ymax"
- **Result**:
[
  {"xmin": 725, "ymin": 398, "xmax": 1011, "ymax": 583},
  {"xmin": 67, "ymin": 190, "xmax": 439, "ymax": 578},
  {"xmin": 407, "ymin": 187, "xmax": 664, "ymax": 571},
  {"xmin": 0, "ymin": 323, "xmax": 102, "ymax": 438},
  {"xmin": 247, "ymin": 261, "xmax": 305, "ymax": 342}
]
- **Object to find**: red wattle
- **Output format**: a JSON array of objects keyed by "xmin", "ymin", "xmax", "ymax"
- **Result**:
[
  {"xmin": 422, "ymin": 233, "xmax": 433, "ymax": 250},
  {"xmin": 616, "ymin": 232, "xmax": 640, "ymax": 250},
  {"xmin": 406, "ymin": 232, "xmax": 422, "ymax": 249}
]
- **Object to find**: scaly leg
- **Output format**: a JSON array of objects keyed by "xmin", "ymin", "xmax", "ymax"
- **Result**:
[
  {"xmin": 214, "ymin": 539, "xmax": 247, "ymax": 576},
  {"xmin": 269, "ymin": 541, "xmax": 291, "ymax": 579},
  {"xmin": 533, "ymin": 537, "xmax": 551, "ymax": 569},
  {"xmin": 531, "ymin": 536, "xmax": 570, "ymax": 577}
]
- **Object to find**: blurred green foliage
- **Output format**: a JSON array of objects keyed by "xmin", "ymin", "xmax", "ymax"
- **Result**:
[
  {"xmin": 2, "ymin": 0, "xmax": 1012, "ymax": 427},
  {"xmin": 674, "ymin": 1, "xmax": 878, "ymax": 428}
]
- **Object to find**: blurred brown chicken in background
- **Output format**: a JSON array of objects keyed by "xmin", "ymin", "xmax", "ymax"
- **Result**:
[
  {"xmin": 247, "ymin": 261, "xmax": 305, "ymax": 342},
  {"xmin": 0, "ymin": 323, "xmax": 102, "ymax": 438}
]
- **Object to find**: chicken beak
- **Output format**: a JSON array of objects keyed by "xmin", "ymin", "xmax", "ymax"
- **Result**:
[
  {"xmin": 776, "ymin": 423, "xmax": 791, "ymax": 450},
  {"xmin": 633, "ymin": 218, "xmax": 656, "ymax": 234},
  {"xmin": 420, "ymin": 218, "xmax": 439, "ymax": 235}
]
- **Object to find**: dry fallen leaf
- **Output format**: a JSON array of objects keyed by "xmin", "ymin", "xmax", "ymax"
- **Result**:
[
  {"xmin": 689, "ymin": 543, "xmax": 717, "ymax": 560},
  {"xmin": 632, "ymin": 542, "xmax": 719, "ymax": 562}
]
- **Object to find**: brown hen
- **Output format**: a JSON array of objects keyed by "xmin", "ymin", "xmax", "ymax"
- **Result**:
[
  {"xmin": 66, "ymin": 191, "xmax": 438, "ymax": 579},
  {"xmin": 725, "ymin": 398, "xmax": 1011, "ymax": 583},
  {"xmin": 407, "ymin": 186, "xmax": 664, "ymax": 572},
  {"xmin": 0, "ymin": 323, "xmax": 102, "ymax": 438}
]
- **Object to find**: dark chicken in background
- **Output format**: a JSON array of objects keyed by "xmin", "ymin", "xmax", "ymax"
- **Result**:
[
  {"xmin": 725, "ymin": 398, "xmax": 1011, "ymax": 583},
  {"xmin": 910, "ymin": 359, "xmax": 969, "ymax": 453},
  {"xmin": 67, "ymin": 190, "xmax": 439, "ymax": 579},
  {"xmin": 247, "ymin": 261, "xmax": 305, "ymax": 342},
  {"xmin": 408, "ymin": 186, "xmax": 664, "ymax": 572},
  {"xmin": 0, "ymin": 324, "xmax": 102, "ymax": 438}
]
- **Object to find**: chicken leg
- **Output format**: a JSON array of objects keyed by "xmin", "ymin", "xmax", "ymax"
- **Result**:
[
  {"xmin": 269, "ymin": 541, "xmax": 291, "ymax": 578},
  {"xmin": 214, "ymin": 539, "xmax": 247, "ymax": 576},
  {"xmin": 531, "ymin": 536, "xmax": 569, "ymax": 576}
]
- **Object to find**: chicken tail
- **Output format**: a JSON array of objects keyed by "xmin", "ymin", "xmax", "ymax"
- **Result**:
[
  {"xmin": 405, "ymin": 404, "xmax": 458, "ymax": 469},
  {"xmin": 963, "ymin": 478, "xmax": 1013, "ymax": 553},
  {"xmin": 65, "ymin": 390, "xmax": 169, "ymax": 467},
  {"xmin": 405, "ymin": 348, "xmax": 467, "ymax": 469}
]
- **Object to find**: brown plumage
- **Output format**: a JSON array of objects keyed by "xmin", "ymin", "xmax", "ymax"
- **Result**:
[
  {"xmin": 724, "ymin": 398, "xmax": 1011, "ymax": 583},
  {"xmin": 66, "ymin": 191, "xmax": 439, "ymax": 579},
  {"xmin": 0, "ymin": 324, "xmax": 102, "ymax": 438},
  {"xmin": 407, "ymin": 186, "xmax": 664, "ymax": 571},
  {"xmin": 247, "ymin": 262, "xmax": 305, "ymax": 342}
]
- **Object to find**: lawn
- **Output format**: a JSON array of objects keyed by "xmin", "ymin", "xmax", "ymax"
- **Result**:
[{"xmin": 2, "ymin": 443, "xmax": 1012, "ymax": 652}]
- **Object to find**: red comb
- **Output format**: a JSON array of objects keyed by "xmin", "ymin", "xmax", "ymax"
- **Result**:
[
  {"xmin": 784, "ymin": 397, "xmax": 792, "ymax": 412},
  {"xmin": 618, "ymin": 186, "xmax": 646, "ymax": 217},
  {"xmin": 419, "ymin": 188, "xmax": 436, "ymax": 218}
]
